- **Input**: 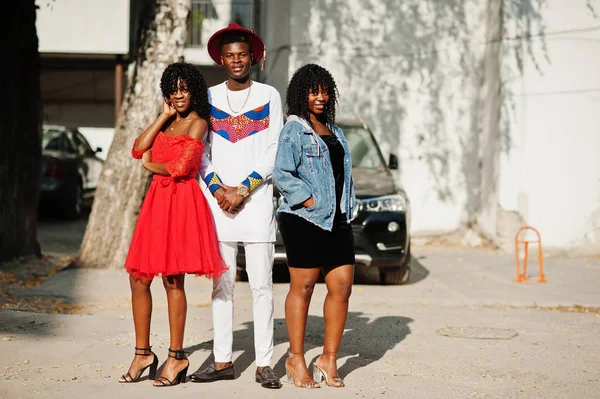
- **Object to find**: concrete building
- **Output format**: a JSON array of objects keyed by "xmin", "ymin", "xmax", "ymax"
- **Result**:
[
  {"xmin": 36, "ymin": 0, "xmax": 256, "ymax": 158},
  {"xmin": 36, "ymin": 0, "xmax": 600, "ymax": 252},
  {"xmin": 260, "ymin": 0, "xmax": 600, "ymax": 253},
  {"xmin": 36, "ymin": 0, "xmax": 132, "ymax": 157},
  {"xmin": 500, "ymin": 1, "xmax": 600, "ymax": 253}
]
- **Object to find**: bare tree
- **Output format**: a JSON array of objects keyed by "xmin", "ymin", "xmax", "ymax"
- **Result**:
[
  {"xmin": 0, "ymin": 1, "xmax": 42, "ymax": 261},
  {"xmin": 78, "ymin": 0, "xmax": 191, "ymax": 268}
]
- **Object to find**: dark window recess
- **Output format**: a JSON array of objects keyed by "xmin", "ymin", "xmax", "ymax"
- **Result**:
[{"xmin": 186, "ymin": 0, "xmax": 254, "ymax": 47}]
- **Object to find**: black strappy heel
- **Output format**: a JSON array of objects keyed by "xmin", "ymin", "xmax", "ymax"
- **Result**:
[
  {"xmin": 153, "ymin": 349, "xmax": 189, "ymax": 387},
  {"xmin": 119, "ymin": 346, "xmax": 158, "ymax": 383}
]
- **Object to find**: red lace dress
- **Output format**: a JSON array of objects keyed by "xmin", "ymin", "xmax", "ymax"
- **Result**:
[{"xmin": 124, "ymin": 132, "xmax": 227, "ymax": 279}]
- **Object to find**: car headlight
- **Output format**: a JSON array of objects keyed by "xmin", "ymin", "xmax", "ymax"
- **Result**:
[{"xmin": 360, "ymin": 194, "xmax": 408, "ymax": 213}]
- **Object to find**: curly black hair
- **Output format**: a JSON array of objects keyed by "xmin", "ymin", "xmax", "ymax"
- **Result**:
[
  {"xmin": 286, "ymin": 64, "xmax": 339, "ymax": 125},
  {"xmin": 160, "ymin": 62, "xmax": 210, "ymax": 123}
]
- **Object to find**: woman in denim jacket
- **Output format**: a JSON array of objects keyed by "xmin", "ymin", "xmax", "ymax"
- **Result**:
[{"xmin": 273, "ymin": 64, "xmax": 355, "ymax": 389}]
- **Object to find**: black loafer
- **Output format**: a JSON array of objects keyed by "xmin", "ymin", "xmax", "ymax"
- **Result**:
[
  {"xmin": 255, "ymin": 366, "xmax": 282, "ymax": 389},
  {"xmin": 189, "ymin": 363, "xmax": 235, "ymax": 383}
]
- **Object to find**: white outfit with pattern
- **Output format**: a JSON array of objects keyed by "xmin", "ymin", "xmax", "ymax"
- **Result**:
[{"xmin": 199, "ymin": 81, "xmax": 283, "ymax": 366}]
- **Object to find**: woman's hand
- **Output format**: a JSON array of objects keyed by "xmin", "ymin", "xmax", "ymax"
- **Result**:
[
  {"xmin": 303, "ymin": 196, "xmax": 315, "ymax": 208},
  {"xmin": 142, "ymin": 149, "xmax": 152, "ymax": 167},
  {"xmin": 162, "ymin": 100, "xmax": 176, "ymax": 118}
]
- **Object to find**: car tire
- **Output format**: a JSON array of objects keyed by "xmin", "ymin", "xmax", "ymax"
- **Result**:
[
  {"xmin": 62, "ymin": 182, "xmax": 83, "ymax": 220},
  {"xmin": 380, "ymin": 245, "xmax": 411, "ymax": 285}
]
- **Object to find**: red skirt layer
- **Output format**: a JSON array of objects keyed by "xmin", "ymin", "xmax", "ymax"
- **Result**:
[{"xmin": 124, "ymin": 175, "xmax": 227, "ymax": 280}]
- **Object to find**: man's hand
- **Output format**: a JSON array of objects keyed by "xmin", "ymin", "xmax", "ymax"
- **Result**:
[
  {"xmin": 215, "ymin": 184, "xmax": 245, "ymax": 213},
  {"xmin": 214, "ymin": 188, "xmax": 244, "ymax": 214}
]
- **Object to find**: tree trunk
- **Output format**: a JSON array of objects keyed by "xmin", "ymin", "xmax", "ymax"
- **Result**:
[
  {"xmin": 78, "ymin": 0, "xmax": 190, "ymax": 269},
  {"xmin": 477, "ymin": 0, "xmax": 504, "ymax": 239},
  {"xmin": 0, "ymin": 1, "xmax": 42, "ymax": 262}
]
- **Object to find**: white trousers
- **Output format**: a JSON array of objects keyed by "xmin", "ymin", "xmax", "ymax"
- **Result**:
[{"xmin": 212, "ymin": 241, "xmax": 274, "ymax": 367}]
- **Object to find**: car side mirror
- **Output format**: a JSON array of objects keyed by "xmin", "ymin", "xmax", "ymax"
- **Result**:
[
  {"xmin": 388, "ymin": 153, "xmax": 399, "ymax": 170},
  {"xmin": 95, "ymin": 147, "xmax": 103, "ymax": 153}
]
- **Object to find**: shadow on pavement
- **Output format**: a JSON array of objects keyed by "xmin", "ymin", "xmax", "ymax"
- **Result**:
[
  {"xmin": 242, "ymin": 254, "xmax": 430, "ymax": 286},
  {"xmin": 0, "ymin": 310, "xmax": 55, "ymax": 336},
  {"xmin": 185, "ymin": 311, "xmax": 413, "ymax": 380},
  {"xmin": 0, "ymin": 208, "xmax": 90, "ymax": 337},
  {"xmin": 408, "ymin": 255, "xmax": 430, "ymax": 285},
  {"xmin": 344, "ymin": 254, "xmax": 430, "ymax": 286},
  {"xmin": 0, "ymin": 263, "xmax": 80, "ymax": 336},
  {"xmin": 36, "ymin": 207, "xmax": 90, "ymax": 257}
]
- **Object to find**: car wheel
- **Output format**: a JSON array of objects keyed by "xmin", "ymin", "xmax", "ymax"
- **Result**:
[
  {"xmin": 380, "ymin": 245, "xmax": 411, "ymax": 285},
  {"xmin": 62, "ymin": 182, "xmax": 83, "ymax": 220}
]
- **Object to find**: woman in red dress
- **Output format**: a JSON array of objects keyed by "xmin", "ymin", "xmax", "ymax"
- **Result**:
[{"xmin": 118, "ymin": 63, "xmax": 226, "ymax": 387}]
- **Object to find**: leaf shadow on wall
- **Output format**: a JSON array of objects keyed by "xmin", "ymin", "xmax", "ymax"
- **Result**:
[{"xmin": 289, "ymin": 0, "xmax": 550, "ymax": 219}]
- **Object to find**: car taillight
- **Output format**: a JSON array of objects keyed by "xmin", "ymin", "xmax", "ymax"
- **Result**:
[{"xmin": 45, "ymin": 161, "xmax": 65, "ymax": 177}]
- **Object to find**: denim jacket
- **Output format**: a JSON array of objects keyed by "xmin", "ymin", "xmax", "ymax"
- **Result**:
[{"xmin": 273, "ymin": 115, "xmax": 355, "ymax": 231}]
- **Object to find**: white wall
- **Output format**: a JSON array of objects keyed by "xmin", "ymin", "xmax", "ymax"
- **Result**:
[
  {"xmin": 274, "ymin": 0, "xmax": 489, "ymax": 234},
  {"xmin": 267, "ymin": 0, "xmax": 600, "ymax": 252},
  {"xmin": 36, "ymin": 0, "xmax": 130, "ymax": 55},
  {"xmin": 259, "ymin": 0, "xmax": 292, "ymax": 96},
  {"xmin": 500, "ymin": 0, "xmax": 600, "ymax": 251},
  {"xmin": 79, "ymin": 128, "xmax": 115, "ymax": 160}
]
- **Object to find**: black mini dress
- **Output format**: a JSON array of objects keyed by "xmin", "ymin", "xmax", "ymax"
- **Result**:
[{"xmin": 277, "ymin": 134, "xmax": 355, "ymax": 269}]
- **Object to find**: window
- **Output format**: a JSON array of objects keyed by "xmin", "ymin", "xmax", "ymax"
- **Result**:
[
  {"xmin": 186, "ymin": 1, "xmax": 254, "ymax": 47},
  {"xmin": 72, "ymin": 131, "xmax": 94, "ymax": 155},
  {"xmin": 43, "ymin": 130, "xmax": 75, "ymax": 153},
  {"xmin": 342, "ymin": 125, "xmax": 386, "ymax": 170},
  {"xmin": 187, "ymin": 0, "xmax": 219, "ymax": 47}
]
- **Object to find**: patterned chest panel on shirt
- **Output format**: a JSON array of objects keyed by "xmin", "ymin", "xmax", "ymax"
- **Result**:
[{"xmin": 210, "ymin": 103, "xmax": 270, "ymax": 144}]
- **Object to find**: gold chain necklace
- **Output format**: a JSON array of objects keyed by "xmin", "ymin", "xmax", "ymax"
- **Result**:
[{"xmin": 226, "ymin": 81, "xmax": 252, "ymax": 114}]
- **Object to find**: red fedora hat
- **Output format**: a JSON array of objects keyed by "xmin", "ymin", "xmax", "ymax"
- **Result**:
[{"xmin": 207, "ymin": 23, "xmax": 265, "ymax": 66}]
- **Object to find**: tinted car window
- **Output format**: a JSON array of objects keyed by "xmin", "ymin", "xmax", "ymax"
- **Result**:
[
  {"xmin": 72, "ymin": 131, "xmax": 94, "ymax": 155},
  {"xmin": 43, "ymin": 131, "xmax": 75, "ymax": 153},
  {"xmin": 341, "ymin": 125, "xmax": 386, "ymax": 169}
]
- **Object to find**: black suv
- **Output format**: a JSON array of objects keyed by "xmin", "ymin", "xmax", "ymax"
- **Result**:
[{"xmin": 238, "ymin": 120, "xmax": 411, "ymax": 284}]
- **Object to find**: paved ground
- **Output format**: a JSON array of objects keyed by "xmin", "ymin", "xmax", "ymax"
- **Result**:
[{"xmin": 0, "ymin": 215, "xmax": 599, "ymax": 398}]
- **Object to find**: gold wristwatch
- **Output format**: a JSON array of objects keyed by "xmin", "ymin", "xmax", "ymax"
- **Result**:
[{"xmin": 237, "ymin": 184, "xmax": 250, "ymax": 198}]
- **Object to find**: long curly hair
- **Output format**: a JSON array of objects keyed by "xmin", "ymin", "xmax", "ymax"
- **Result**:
[
  {"xmin": 160, "ymin": 62, "xmax": 210, "ymax": 123},
  {"xmin": 286, "ymin": 64, "xmax": 339, "ymax": 125}
]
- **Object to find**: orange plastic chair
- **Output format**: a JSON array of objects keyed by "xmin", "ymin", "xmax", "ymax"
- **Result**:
[{"xmin": 514, "ymin": 226, "xmax": 546, "ymax": 283}]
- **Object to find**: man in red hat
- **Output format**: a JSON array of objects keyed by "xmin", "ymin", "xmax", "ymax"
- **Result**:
[{"xmin": 192, "ymin": 23, "xmax": 283, "ymax": 389}]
